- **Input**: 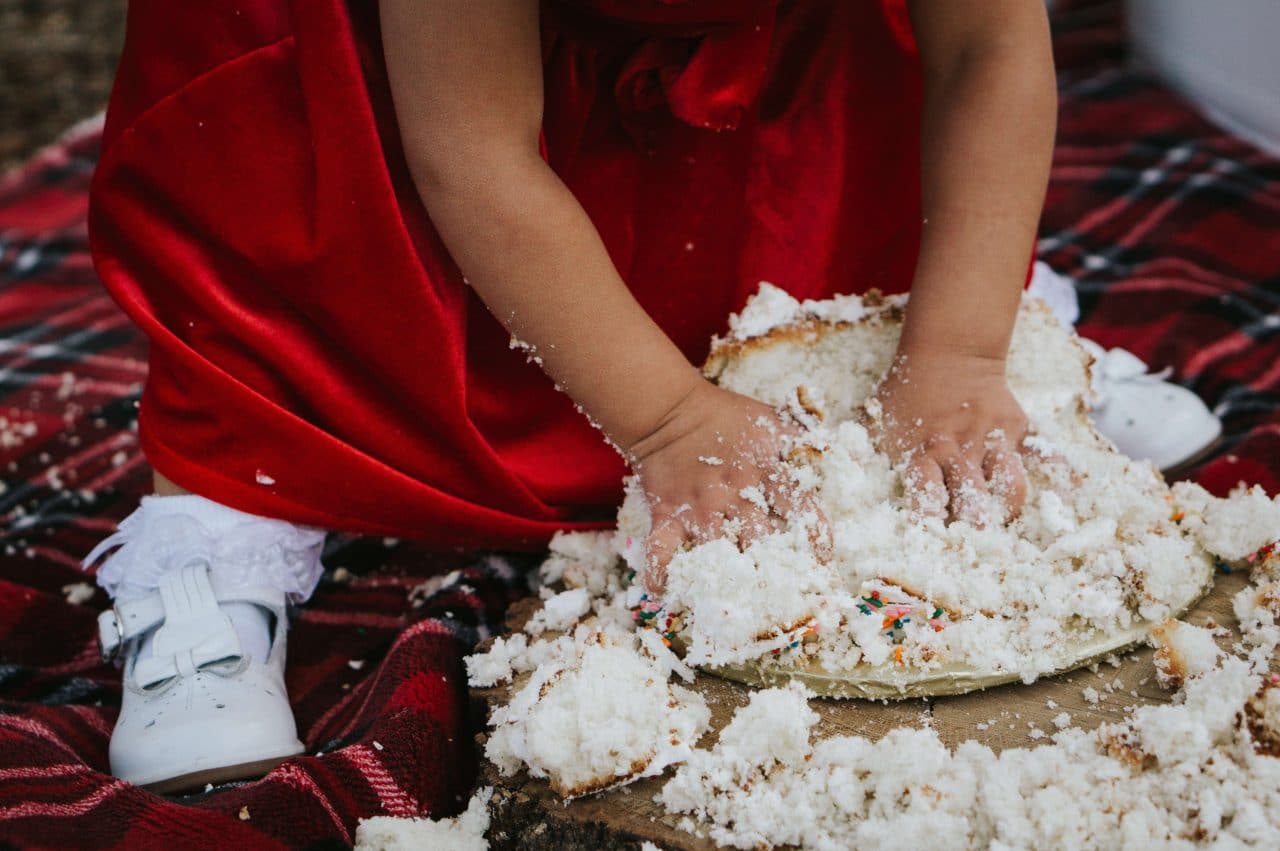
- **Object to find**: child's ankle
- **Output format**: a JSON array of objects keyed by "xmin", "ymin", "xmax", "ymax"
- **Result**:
[
  {"xmin": 153, "ymin": 471, "xmax": 190, "ymax": 497},
  {"xmin": 86, "ymin": 492, "xmax": 328, "ymax": 605}
]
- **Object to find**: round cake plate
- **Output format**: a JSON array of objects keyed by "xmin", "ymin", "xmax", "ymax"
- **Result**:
[{"xmin": 701, "ymin": 570, "xmax": 1215, "ymax": 700}]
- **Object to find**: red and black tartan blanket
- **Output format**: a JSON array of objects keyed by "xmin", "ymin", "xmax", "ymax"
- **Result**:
[{"xmin": 1, "ymin": 3, "xmax": 1278, "ymax": 849}]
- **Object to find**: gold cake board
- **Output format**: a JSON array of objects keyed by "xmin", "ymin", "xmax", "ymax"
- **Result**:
[{"xmin": 705, "ymin": 572, "xmax": 1216, "ymax": 699}]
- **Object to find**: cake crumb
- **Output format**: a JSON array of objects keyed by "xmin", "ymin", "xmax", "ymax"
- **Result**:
[
  {"xmin": 1151, "ymin": 619, "xmax": 1222, "ymax": 689},
  {"xmin": 354, "ymin": 787, "xmax": 491, "ymax": 851},
  {"xmin": 61, "ymin": 582, "xmax": 94, "ymax": 606}
]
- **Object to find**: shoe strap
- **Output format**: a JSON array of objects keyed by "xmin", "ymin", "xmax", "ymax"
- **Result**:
[{"xmin": 98, "ymin": 567, "xmax": 288, "ymax": 666}]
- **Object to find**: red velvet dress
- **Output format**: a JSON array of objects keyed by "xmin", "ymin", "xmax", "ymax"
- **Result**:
[{"xmin": 89, "ymin": 0, "xmax": 924, "ymax": 548}]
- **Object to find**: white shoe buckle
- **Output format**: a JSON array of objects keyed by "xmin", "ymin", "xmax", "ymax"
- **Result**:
[{"xmin": 98, "ymin": 607, "xmax": 124, "ymax": 663}]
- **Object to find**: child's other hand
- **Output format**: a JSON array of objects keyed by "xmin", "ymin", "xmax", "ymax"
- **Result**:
[
  {"xmin": 628, "ymin": 382, "xmax": 830, "ymax": 595},
  {"xmin": 872, "ymin": 347, "xmax": 1029, "ymax": 525}
]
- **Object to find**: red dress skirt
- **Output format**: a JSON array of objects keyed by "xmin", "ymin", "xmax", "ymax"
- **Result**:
[{"xmin": 89, "ymin": 0, "xmax": 924, "ymax": 548}]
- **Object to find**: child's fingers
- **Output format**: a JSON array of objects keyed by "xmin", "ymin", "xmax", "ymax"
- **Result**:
[
  {"xmin": 734, "ymin": 501, "xmax": 779, "ymax": 552},
  {"xmin": 1020, "ymin": 438, "xmax": 1082, "ymax": 488},
  {"xmin": 645, "ymin": 513, "xmax": 689, "ymax": 594},
  {"xmin": 687, "ymin": 508, "xmax": 730, "ymax": 546},
  {"xmin": 940, "ymin": 450, "xmax": 991, "ymax": 526},
  {"xmin": 904, "ymin": 453, "xmax": 947, "ymax": 518},
  {"xmin": 983, "ymin": 439, "xmax": 1028, "ymax": 522},
  {"xmin": 761, "ymin": 474, "xmax": 796, "ymax": 518},
  {"xmin": 763, "ymin": 478, "xmax": 833, "ymax": 563},
  {"xmin": 803, "ymin": 497, "xmax": 834, "ymax": 564}
]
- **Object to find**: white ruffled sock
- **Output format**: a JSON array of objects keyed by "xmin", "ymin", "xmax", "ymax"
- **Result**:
[{"xmin": 88, "ymin": 493, "xmax": 327, "ymax": 666}]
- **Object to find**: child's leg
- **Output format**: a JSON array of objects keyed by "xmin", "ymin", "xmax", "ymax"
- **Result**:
[{"xmin": 152, "ymin": 472, "xmax": 187, "ymax": 497}]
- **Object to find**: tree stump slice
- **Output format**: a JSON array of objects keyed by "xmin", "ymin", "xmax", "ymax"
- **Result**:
[{"xmin": 474, "ymin": 568, "xmax": 1266, "ymax": 850}]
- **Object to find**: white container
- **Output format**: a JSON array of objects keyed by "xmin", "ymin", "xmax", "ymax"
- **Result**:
[{"xmin": 1127, "ymin": 0, "xmax": 1280, "ymax": 155}]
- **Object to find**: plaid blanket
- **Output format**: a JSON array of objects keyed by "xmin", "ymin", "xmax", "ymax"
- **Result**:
[
  {"xmin": 0, "ymin": 122, "xmax": 532, "ymax": 845},
  {"xmin": 1046, "ymin": 4, "xmax": 1280, "ymax": 495},
  {"xmin": 1, "ymin": 2, "xmax": 1277, "ymax": 848}
]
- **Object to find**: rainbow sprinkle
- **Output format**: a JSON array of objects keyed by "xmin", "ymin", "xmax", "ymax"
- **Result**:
[
  {"xmin": 1247, "ymin": 541, "xmax": 1278, "ymax": 563},
  {"xmin": 856, "ymin": 595, "xmax": 946, "ymax": 645},
  {"xmin": 629, "ymin": 594, "xmax": 686, "ymax": 648}
]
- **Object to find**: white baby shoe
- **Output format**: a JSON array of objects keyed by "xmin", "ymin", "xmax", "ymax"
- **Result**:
[
  {"xmin": 1028, "ymin": 261, "xmax": 1222, "ymax": 473},
  {"xmin": 1081, "ymin": 338, "xmax": 1223, "ymax": 473},
  {"xmin": 85, "ymin": 495, "xmax": 326, "ymax": 793}
]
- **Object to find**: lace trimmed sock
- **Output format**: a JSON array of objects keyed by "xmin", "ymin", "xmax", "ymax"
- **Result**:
[{"xmin": 85, "ymin": 493, "xmax": 327, "ymax": 664}]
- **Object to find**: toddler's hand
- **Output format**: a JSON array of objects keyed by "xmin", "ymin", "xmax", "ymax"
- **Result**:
[
  {"xmin": 872, "ymin": 346, "xmax": 1030, "ymax": 525},
  {"xmin": 628, "ymin": 382, "xmax": 830, "ymax": 594}
]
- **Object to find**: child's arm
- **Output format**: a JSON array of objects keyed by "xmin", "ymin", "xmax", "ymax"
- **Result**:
[
  {"xmin": 875, "ymin": 0, "xmax": 1057, "ymax": 522},
  {"xmin": 379, "ymin": 1, "xmax": 821, "ymax": 585}
]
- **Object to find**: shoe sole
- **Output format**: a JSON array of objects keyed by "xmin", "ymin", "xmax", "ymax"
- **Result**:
[
  {"xmin": 141, "ymin": 753, "xmax": 297, "ymax": 795},
  {"xmin": 1160, "ymin": 434, "xmax": 1225, "ymax": 481}
]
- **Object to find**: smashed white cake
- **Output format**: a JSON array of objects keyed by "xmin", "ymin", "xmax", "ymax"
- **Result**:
[
  {"xmin": 463, "ymin": 536, "xmax": 1279, "ymax": 848},
  {"xmin": 608, "ymin": 287, "xmax": 1220, "ymax": 695},
  {"xmin": 459, "ymin": 286, "xmax": 1280, "ymax": 843},
  {"xmin": 1149, "ymin": 618, "xmax": 1221, "ymax": 689},
  {"xmin": 354, "ymin": 787, "xmax": 492, "ymax": 851},
  {"xmin": 479, "ymin": 626, "xmax": 709, "ymax": 799},
  {"xmin": 662, "ymin": 656, "xmax": 1280, "ymax": 850}
]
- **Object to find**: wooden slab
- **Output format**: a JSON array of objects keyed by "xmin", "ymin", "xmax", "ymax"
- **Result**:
[
  {"xmin": 927, "ymin": 568, "xmax": 1250, "ymax": 750},
  {"xmin": 476, "ymin": 568, "xmax": 1270, "ymax": 850}
]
